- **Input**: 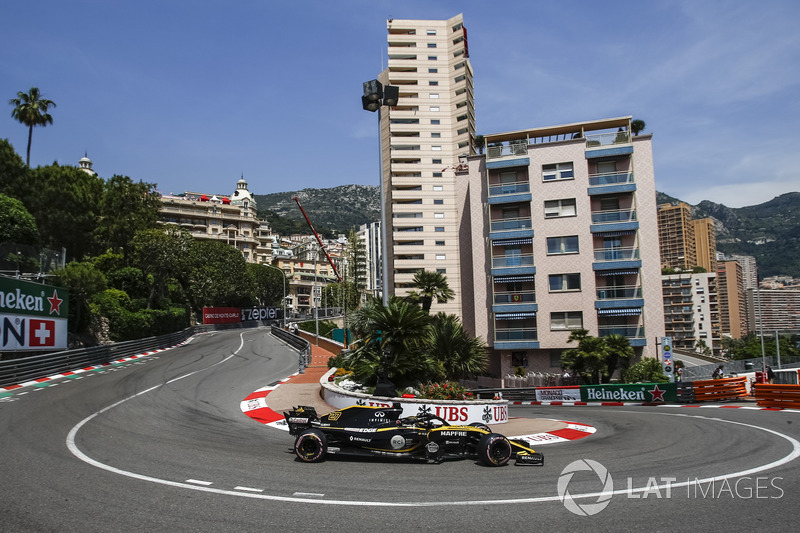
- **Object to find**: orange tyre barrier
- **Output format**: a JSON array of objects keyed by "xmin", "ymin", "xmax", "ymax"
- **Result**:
[
  {"xmin": 692, "ymin": 376, "xmax": 747, "ymax": 402},
  {"xmin": 754, "ymin": 384, "xmax": 800, "ymax": 409}
]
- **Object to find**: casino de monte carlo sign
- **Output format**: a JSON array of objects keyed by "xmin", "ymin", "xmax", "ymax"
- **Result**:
[{"xmin": 0, "ymin": 277, "xmax": 69, "ymax": 351}]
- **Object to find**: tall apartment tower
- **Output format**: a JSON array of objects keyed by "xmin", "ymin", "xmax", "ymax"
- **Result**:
[
  {"xmin": 692, "ymin": 218, "xmax": 717, "ymax": 272},
  {"xmin": 461, "ymin": 117, "xmax": 665, "ymax": 376},
  {"xmin": 657, "ymin": 202, "xmax": 696, "ymax": 270},
  {"xmin": 717, "ymin": 259, "xmax": 748, "ymax": 338},
  {"xmin": 730, "ymin": 254, "xmax": 758, "ymax": 290},
  {"xmin": 381, "ymin": 14, "xmax": 475, "ymax": 316}
]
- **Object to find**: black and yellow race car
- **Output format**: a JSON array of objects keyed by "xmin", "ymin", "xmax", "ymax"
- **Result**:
[{"xmin": 284, "ymin": 403, "xmax": 543, "ymax": 467}]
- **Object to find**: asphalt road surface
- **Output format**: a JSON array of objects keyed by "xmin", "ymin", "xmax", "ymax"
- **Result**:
[{"xmin": 2, "ymin": 327, "xmax": 798, "ymax": 532}]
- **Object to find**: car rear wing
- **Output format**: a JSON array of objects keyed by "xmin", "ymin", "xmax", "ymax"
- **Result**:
[{"xmin": 284, "ymin": 406, "xmax": 319, "ymax": 436}]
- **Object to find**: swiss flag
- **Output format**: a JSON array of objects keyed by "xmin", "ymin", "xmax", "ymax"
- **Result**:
[{"xmin": 29, "ymin": 319, "xmax": 56, "ymax": 347}]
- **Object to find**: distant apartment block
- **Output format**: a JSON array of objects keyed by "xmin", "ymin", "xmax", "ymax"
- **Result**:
[
  {"xmin": 658, "ymin": 202, "xmax": 696, "ymax": 270},
  {"xmin": 459, "ymin": 117, "xmax": 665, "ymax": 377},
  {"xmin": 747, "ymin": 288, "xmax": 800, "ymax": 334},
  {"xmin": 730, "ymin": 254, "xmax": 758, "ymax": 290},
  {"xmin": 716, "ymin": 259, "xmax": 748, "ymax": 338},
  {"xmin": 692, "ymin": 218, "xmax": 717, "ymax": 272},
  {"xmin": 662, "ymin": 272, "xmax": 721, "ymax": 355}
]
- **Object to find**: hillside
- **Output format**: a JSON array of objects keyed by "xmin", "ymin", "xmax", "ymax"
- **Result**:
[
  {"xmin": 258, "ymin": 186, "xmax": 799, "ymax": 278},
  {"xmin": 255, "ymin": 185, "xmax": 379, "ymax": 238}
]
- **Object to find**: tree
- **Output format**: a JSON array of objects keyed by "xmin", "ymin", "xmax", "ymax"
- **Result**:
[
  {"xmin": 408, "ymin": 269, "xmax": 455, "ymax": 313},
  {"xmin": 0, "ymin": 193, "xmax": 38, "ymax": 245},
  {"xmin": 51, "ymin": 261, "xmax": 107, "ymax": 333},
  {"xmin": 9, "ymin": 87, "xmax": 56, "ymax": 166},
  {"xmin": 95, "ymin": 175, "xmax": 161, "ymax": 257},
  {"xmin": 603, "ymin": 334, "xmax": 634, "ymax": 383},
  {"xmin": 622, "ymin": 357, "xmax": 669, "ymax": 383},
  {"xmin": 247, "ymin": 263, "xmax": 285, "ymax": 307},
  {"xmin": 631, "ymin": 119, "xmax": 646, "ymax": 136},
  {"xmin": 561, "ymin": 329, "xmax": 609, "ymax": 384},
  {"xmin": 473, "ymin": 134, "xmax": 485, "ymax": 155},
  {"xmin": 345, "ymin": 296, "xmax": 434, "ymax": 387},
  {"xmin": 0, "ymin": 139, "xmax": 29, "ymax": 199},
  {"xmin": 428, "ymin": 313, "xmax": 488, "ymax": 380}
]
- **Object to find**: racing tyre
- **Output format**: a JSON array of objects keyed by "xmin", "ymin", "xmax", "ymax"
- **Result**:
[
  {"xmin": 477, "ymin": 433, "xmax": 512, "ymax": 467},
  {"xmin": 294, "ymin": 428, "xmax": 327, "ymax": 463}
]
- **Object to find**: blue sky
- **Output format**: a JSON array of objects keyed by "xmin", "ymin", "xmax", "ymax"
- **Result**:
[{"xmin": 2, "ymin": 0, "xmax": 798, "ymax": 208}]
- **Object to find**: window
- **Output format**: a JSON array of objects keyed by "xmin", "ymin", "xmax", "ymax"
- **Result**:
[
  {"xmin": 431, "ymin": 132, "xmax": 441, "ymax": 138},
  {"xmin": 432, "ymin": 158, "xmax": 442, "ymax": 164},
  {"xmin": 428, "ymin": 68, "xmax": 438, "ymax": 73},
  {"xmin": 433, "ymin": 172, "xmax": 443, "ymax": 177},
  {"xmin": 432, "ymin": 146, "xmax": 442, "ymax": 151},
  {"xmin": 435, "ymin": 254, "xmax": 446, "ymax": 260},
  {"xmin": 435, "ymin": 226, "xmax": 445, "ymax": 232},
  {"xmin": 434, "ymin": 199, "xmax": 443, "ymax": 204},
  {"xmin": 429, "ymin": 81, "xmax": 438, "ymax": 86},
  {"xmin": 436, "ymin": 268, "xmax": 446, "ymax": 274},
  {"xmin": 429, "ymin": 93, "xmax": 439, "ymax": 99},
  {"xmin": 434, "ymin": 213, "xmax": 444, "ymax": 219},
  {"xmin": 543, "ymin": 162, "xmax": 574, "ymax": 181},
  {"xmin": 436, "ymin": 240, "xmax": 445, "ymax": 246},
  {"xmin": 427, "ymin": 43, "xmax": 437, "ymax": 48},
  {"xmin": 544, "ymin": 198, "xmax": 577, "ymax": 218},
  {"xmin": 431, "ymin": 119, "xmax": 440, "ymax": 125},
  {"xmin": 427, "ymin": 29, "xmax": 436, "ymax": 35},
  {"xmin": 433, "ymin": 185, "xmax": 443, "ymax": 191},
  {"xmin": 551, "ymin": 312, "xmax": 583, "ymax": 330},
  {"xmin": 597, "ymin": 161, "xmax": 617, "ymax": 174},
  {"xmin": 428, "ymin": 56, "xmax": 437, "ymax": 60},
  {"xmin": 430, "ymin": 106, "xmax": 440, "ymax": 112},
  {"xmin": 549, "ymin": 273, "xmax": 581, "ymax": 292},
  {"xmin": 546, "ymin": 236, "xmax": 579, "ymax": 255}
]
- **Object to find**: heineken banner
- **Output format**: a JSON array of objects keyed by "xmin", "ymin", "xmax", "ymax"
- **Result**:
[
  {"xmin": 580, "ymin": 383, "xmax": 677, "ymax": 403},
  {"xmin": 0, "ymin": 277, "xmax": 69, "ymax": 351}
]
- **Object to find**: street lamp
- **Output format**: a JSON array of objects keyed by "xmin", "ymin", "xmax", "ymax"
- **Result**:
[
  {"xmin": 362, "ymin": 79, "xmax": 398, "ymax": 306},
  {"xmin": 263, "ymin": 263, "xmax": 287, "ymax": 328}
]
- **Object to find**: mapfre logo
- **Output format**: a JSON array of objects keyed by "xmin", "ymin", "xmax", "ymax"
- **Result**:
[{"xmin": 557, "ymin": 459, "xmax": 614, "ymax": 516}]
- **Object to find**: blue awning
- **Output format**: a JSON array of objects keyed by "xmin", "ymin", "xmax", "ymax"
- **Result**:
[
  {"xmin": 597, "ymin": 308, "xmax": 642, "ymax": 316},
  {"xmin": 594, "ymin": 230, "xmax": 637, "ymax": 237},
  {"xmin": 495, "ymin": 311, "xmax": 537, "ymax": 320},
  {"xmin": 597, "ymin": 269, "xmax": 639, "ymax": 276},
  {"xmin": 492, "ymin": 238, "xmax": 533, "ymax": 246},
  {"xmin": 494, "ymin": 275, "xmax": 536, "ymax": 283}
]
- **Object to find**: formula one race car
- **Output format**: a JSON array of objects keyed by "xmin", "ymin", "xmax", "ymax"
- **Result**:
[{"xmin": 284, "ymin": 403, "xmax": 543, "ymax": 467}]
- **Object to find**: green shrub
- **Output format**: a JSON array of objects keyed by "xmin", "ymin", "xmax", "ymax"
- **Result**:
[{"xmin": 622, "ymin": 357, "xmax": 669, "ymax": 383}]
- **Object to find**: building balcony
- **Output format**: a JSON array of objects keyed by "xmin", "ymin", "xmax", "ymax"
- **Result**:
[
  {"xmin": 489, "ymin": 216, "xmax": 532, "ymax": 234},
  {"xmin": 593, "ymin": 247, "xmax": 639, "ymax": 262},
  {"xmin": 492, "ymin": 253, "xmax": 534, "ymax": 269},
  {"xmin": 487, "ymin": 182, "xmax": 531, "ymax": 204},
  {"xmin": 587, "ymin": 172, "xmax": 636, "ymax": 196},
  {"xmin": 596, "ymin": 285, "xmax": 642, "ymax": 300},
  {"xmin": 585, "ymin": 131, "xmax": 633, "ymax": 159},
  {"xmin": 598, "ymin": 325, "xmax": 646, "ymax": 345},
  {"xmin": 494, "ymin": 326, "xmax": 539, "ymax": 350},
  {"xmin": 494, "ymin": 289, "xmax": 536, "ymax": 305}
]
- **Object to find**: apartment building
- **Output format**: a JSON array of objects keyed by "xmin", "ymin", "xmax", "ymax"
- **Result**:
[
  {"xmin": 460, "ymin": 117, "xmax": 665, "ymax": 376},
  {"xmin": 158, "ymin": 177, "xmax": 269, "ymax": 264},
  {"xmin": 747, "ymin": 288, "xmax": 800, "ymax": 334},
  {"xmin": 662, "ymin": 272, "xmax": 721, "ymax": 355},
  {"xmin": 657, "ymin": 202, "xmax": 696, "ymax": 270},
  {"xmin": 692, "ymin": 218, "xmax": 717, "ymax": 272},
  {"xmin": 380, "ymin": 14, "xmax": 475, "ymax": 316},
  {"xmin": 717, "ymin": 259, "xmax": 748, "ymax": 338}
]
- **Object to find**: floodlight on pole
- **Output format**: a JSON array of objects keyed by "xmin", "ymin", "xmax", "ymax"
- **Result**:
[{"xmin": 361, "ymin": 78, "xmax": 397, "ymax": 306}]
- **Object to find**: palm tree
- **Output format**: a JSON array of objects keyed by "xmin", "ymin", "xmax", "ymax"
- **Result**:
[
  {"xmin": 9, "ymin": 87, "xmax": 56, "ymax": 166},
  {"xmin": 428, "ymin": 313, "xmax": 488, "ymax": 380},
  {"xmin": 409, "ymin": 269, "xmax": 455, "ymax": 313},
  {"xmin": 631, "ymin": 119, "xmax": 646, "ymax": 136},
  {"xmin": 603, "ymin": 334, "xmax": 634, "ymax": 383},
  {"xmin": 473, "ymin": 134, "xmax": 485, "ymax": 155}
]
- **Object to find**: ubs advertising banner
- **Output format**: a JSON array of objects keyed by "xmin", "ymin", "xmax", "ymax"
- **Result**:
[
  {"xmin": 580, "ymin": 383, "xmax": 677, "ymax": 403},
  {"xmin": 203, "ymin": 306, "xmax": 283, "ymax": 324},
  {"xmin": 0, "ymin": 277, "xmax": 70, "ymax": 351}
]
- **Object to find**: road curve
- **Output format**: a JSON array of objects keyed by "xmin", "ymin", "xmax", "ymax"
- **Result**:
[{"xmin": 2, "ymin": 328, "xmax": 799, "ymax": 532}]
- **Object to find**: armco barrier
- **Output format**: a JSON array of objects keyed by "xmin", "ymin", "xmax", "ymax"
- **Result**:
[
  {"xmin": 691, "ymin": 376, "xmax": 747, "ymax": 402},
  {"xmin": 754, "ymin": 384, "xmax": 800, "ymax": 409}
]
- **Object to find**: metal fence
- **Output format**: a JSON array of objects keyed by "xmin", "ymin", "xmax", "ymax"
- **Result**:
[
  {"xmin": 0, "ymin": 320, "xmax": 285, "ymax": 388},
  {"xmin": 681, "ymin": 355, "xmax": 800, "ymax": 381}
]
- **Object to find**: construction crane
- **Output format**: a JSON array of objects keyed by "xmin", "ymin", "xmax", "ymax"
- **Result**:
[{"xmin": 293, "ymin": 196, "xmax": 342, "ymax": 283}]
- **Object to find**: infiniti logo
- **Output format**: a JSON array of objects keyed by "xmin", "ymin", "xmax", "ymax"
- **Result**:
[{"xmin": 557, "ymin": 459, "xmax": 614, "ymax": 516}]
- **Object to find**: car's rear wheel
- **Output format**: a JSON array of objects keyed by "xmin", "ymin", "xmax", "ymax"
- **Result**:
[
  {"xmin": 477, "ymin": 433, "xmax": 512, "ymax": 466},
  {"xmin": 294, "ymin": 428, "xmax": 327, "ymax": 463}
]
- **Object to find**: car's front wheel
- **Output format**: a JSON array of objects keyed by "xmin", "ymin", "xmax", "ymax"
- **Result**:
[
  {"xmin": 294, "ymin": 428, "xmax": 327, "ymax": 463},
  {"xmin": 477, "ymin": 433, "xmax": 512, "ymax": 466}
]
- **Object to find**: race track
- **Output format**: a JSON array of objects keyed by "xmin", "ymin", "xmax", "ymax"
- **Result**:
[{"xmin": 2, "ymin": 328, "xmax": 798, "ymax": 532}]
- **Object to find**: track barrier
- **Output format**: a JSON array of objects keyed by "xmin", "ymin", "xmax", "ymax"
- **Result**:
[
  {"xmin": 754, "ymin": 384, "xmax": 800, "ymax": 409},
  {"xmin": 691, "ymin": 376, "xmax": 747, "ymax": 402}
]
